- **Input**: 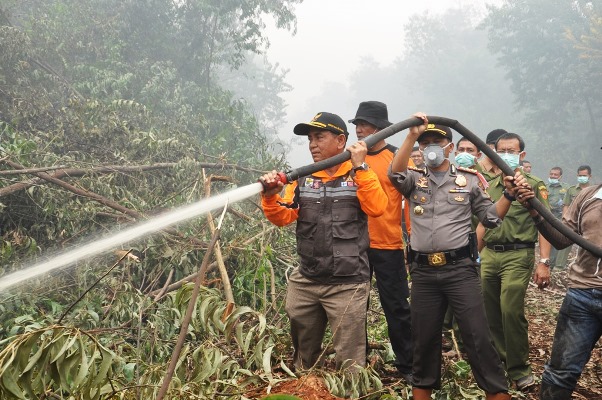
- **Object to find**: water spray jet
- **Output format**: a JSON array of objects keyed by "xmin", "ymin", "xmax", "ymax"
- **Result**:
[{"xmin": 0, "ymin": 183, "xmax": 264, "ymax": 292}]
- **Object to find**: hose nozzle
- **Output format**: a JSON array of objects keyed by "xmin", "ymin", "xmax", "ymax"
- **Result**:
[{"xmin": 259, "ymin": 172, "xmax": 288, "ymax": 192}]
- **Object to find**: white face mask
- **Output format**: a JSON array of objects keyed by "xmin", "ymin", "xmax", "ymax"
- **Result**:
[{"xmin": 422, "ymin": 143, "xmax": 451, "ymax": 168}]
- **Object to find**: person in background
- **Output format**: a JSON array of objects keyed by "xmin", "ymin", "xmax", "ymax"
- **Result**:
[
  {"xmin": 389, "ymin": 115, "xmax": 528, "ymax": 400},
  {"xmin": 454, "ymin": 137, "xmax": 482, "ymax": 169},
  {"xmin": 526, "ymin": 183, "xmax": 602, "ymax": 400},
  {"xmin": 521, "ymin": 160, "xmax": 532, "ymax": 174},
  {"xmin": 563, "ymin": 165, "xmax": 592, "ymax": 214},
  {"xmin": 478, "ymin": 132, "xmax": 552, "ymax": 391},
  {"xmin": 478, "ymin": 129, "xmax": 507, "ymax": 182},
  {"xmin": 410, "ymin": 146, "xmax": 426, "ymax": 169},
  {"xmin": 547, "ymin": 167, "xmax": 570, "ymax": 270},
  {"xmin": 349, "ymin": 101, "xmax": 413, "ymax": 382},
  {"xmin": 259, "ymin": 112, "xmax": 387, "ymax": 371}
]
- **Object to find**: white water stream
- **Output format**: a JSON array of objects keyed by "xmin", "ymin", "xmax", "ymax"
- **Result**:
[{"xmin": 0, "ymin": 182, "xmax": 264, "ymax": 292}]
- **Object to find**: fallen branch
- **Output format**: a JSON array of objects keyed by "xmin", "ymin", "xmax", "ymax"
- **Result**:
[
  {"xmin": 2, "ymin": 159, "xmax": 209, "ymax": 249},
  {"xmin": 156, "ymin": 204, "xmax": 228, "ymax": 400},
  {"xmin": 148, "ymin": 261, "xmax": 220, "ymax": 299},
  {"xmin": 0, "ymin": 165, "xmax": 67, "ymax": 175},
  {"xmin": 202, "ymin": 170, "xmax": 235, "ymax": 310},
  {"xmin": 0, "ymin": 160, "xmax": 266, "ymax": 198},
  {"xmin": 148, "ymin": 226, "xmax": 278, "ymax": 298}
]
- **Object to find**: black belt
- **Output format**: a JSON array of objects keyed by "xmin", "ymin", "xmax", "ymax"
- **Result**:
[
  {"xmin": 413, "ymin": 246, "xmax": 471, "ymax": 267},
  {"xmin": 486, "ymin": 242, "xmax": 535, "ymax": 252}
]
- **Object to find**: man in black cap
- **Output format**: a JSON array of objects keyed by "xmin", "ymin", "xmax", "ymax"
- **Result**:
[
  {"xmin": 260, "ymin": 112, "xmax": 387, "ymax": 371},
  {"xmin": 349, "ymin": 101, "xmax": 413, "ymax": 381},
  {"xmin": 388, "ymin": 115, "xmax": 529, "ymax": 400},
  {"xmin": 477, "ymin": 129, "xmax": 507, "ymax": 182}
]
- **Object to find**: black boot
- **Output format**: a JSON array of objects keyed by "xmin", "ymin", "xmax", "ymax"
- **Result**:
[{"xmin": 539, "ymin": 381, "xmax": 573, "ymax": 400}]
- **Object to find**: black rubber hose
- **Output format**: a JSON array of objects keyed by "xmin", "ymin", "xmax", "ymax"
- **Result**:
[
  {"xmin": 280, "ymin": 116, "xmax": 602, "ymax": 258},
  {"xmin": 427, "ymin": 116, "xmax": 602, "ymax": 258}
]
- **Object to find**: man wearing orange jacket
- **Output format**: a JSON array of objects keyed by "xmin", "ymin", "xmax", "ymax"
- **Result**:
[
  {"xmin": 260, "ymin": 112, "xmax": 387, "ymax": 371},
  {"xmin": 349, "ymin": 101, "xmax": 413, "ymax": 381}
]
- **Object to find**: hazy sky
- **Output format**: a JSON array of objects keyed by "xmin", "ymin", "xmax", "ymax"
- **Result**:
[{"xmin": 264, "ymin": 0, "xmax": 500, "ymax": 167}]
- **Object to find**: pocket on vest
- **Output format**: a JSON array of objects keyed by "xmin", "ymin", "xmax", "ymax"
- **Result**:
[
  {"xmin": 332, "ymin": 218, "xmax": 360, "ymax": 277},
  {"xmin": 297, "ymin": 222, "xmax": 317, "ymax": 257}
]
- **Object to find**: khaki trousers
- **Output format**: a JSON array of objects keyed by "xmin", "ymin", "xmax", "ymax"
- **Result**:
[
  {"xmin": 285, "ymin": 269, "xmax": 370, "ymax": 370},
  {"xmin": 481, "ymin": 247, "xmax": 534, "ymax": 380}
]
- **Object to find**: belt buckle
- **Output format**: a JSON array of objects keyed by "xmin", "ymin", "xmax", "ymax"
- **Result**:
[
  {"xmin": 428, "ymin": 252, "xmax": 447, "ymax": 266},
  {"xmin": 492, "ymin": 244, "xmax": 505, "ymax": 252}
]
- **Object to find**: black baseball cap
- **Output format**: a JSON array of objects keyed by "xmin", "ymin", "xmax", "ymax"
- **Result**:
[
  {"xmin": 417, "ymin": 124, "xmax": 453, "ymax": 142},
  {"xmin": 348, "ymin": 101, "xmax": 392, "ymax": 129},
  {"xmin": 486, "ymin": 129, "xmax": 507, "ymax": 144},
  {"xmin": 294, "ymin": 112, "xmax": 349, "ymax": 137}
]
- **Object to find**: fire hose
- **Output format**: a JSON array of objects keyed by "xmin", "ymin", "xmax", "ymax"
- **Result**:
[{"xmin": 261, "ymin": 115, "xmax": 602, "ymax": 258}]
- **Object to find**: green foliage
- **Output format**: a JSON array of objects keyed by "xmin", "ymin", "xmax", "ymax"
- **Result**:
[
  {"xmin": 0, "ymin": 284, "xmax": 292, "ymax": 398},
  {"xmin": 0, "ymin": 326, "xmax": 116, "ymax": 399},
  {"xmin": 322, "ymin": 367, "xmax": 384, "ymax": 398},
  {"xmin": 484, "ymin": 0, "xmax": 602, "ymax": 174}
]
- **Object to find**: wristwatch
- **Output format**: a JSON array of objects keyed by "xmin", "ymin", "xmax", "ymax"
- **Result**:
[
  {"xmin": 353, "ymin": 162, "xmax": 369, "ymax": 172},
  {"xmin": 503, "ymin": 189, "xmax": 516, "ymax": 202},
  {"xmin": 539, "ymin": 258, "xmax": 551, "ymax": 267}
]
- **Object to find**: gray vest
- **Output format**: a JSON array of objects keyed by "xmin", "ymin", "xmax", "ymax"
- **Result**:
[{"xmin": 295, "ymin": 173, "xmax": 370, "ymax": 284}]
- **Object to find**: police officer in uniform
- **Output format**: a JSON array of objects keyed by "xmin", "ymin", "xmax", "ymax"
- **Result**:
[{"xmin": 388, "ymin": 115, "xmax": 527, "ymax": 400}]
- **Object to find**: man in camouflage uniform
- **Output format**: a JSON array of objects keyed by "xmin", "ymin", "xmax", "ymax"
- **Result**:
[{"xmin": 547, "ymin": 167, "xmax": 570, "ymax": 270}]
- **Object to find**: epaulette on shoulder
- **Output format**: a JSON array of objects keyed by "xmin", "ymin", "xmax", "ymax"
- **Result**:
[
  {"xmin": 457, "ymin": 166, "xmax": 478, "ymax": 175},
  {"xmin": 407, "ymin": 166, "xmax": 426, "ymax": 174}
]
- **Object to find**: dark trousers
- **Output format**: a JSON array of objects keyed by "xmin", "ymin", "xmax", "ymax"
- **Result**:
[
  {"xmin": 410, "ymin": 258, "xmax": 508, "ymax": 393},
  {"xmin": 369, "ymin": 248, "xmax": 412, "ymax": 373}
]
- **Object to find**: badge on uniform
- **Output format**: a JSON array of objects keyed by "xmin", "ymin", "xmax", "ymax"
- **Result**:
[
  {"xmin": 420, "ymin": 197, "xmax": 427, "ymax": 203},
  {"xmin": 414, "ymin": 205, "xmax": 424, "ymax": 215},
  {"xmin": 455, "ymin": 175, "xmax": 467, "ymax": 187},
  {"xmin": 454, "ymin": 196, "xmax": 465, "ymax": 202},
  {"xmin": 343, "ymin": 175, "xmax": 355, "ymax": 187},
  {"xmin": 305, "ymin": 178, "xmax": 314, "ymax": 187},
  {"xmin": 417, "ymin": 177, "xmax": 429, "ymax": 188},
  {"xmin": 539, "ymin": 185, "xmax": 549, "ymax": 200}
]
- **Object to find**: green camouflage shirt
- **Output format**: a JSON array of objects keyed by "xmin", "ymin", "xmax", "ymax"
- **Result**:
[{"xmin": 547, "ymin": 182, "xmax": 569, "ymax": 217}]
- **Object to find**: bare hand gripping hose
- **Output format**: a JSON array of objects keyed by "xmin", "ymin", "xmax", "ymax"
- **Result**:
[{"xmin": 261, "ymin": 116, "xmax": 602, "ymax": 258}]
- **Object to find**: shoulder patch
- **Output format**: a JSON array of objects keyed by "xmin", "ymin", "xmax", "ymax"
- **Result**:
[
  {"xmin": 457, "ymin": 166, "xmax": 478, "ymax": 175},
  {"xmin": 478, "ymin": 181, "xmax": 492, "ymax": 198},
  {"xmin": 539, "ymin": 185, "xmax": 549, "ymax": 200},
  {"xmin": 408, "ymin": 166, "xmax": 426, "ymax": 174}
]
